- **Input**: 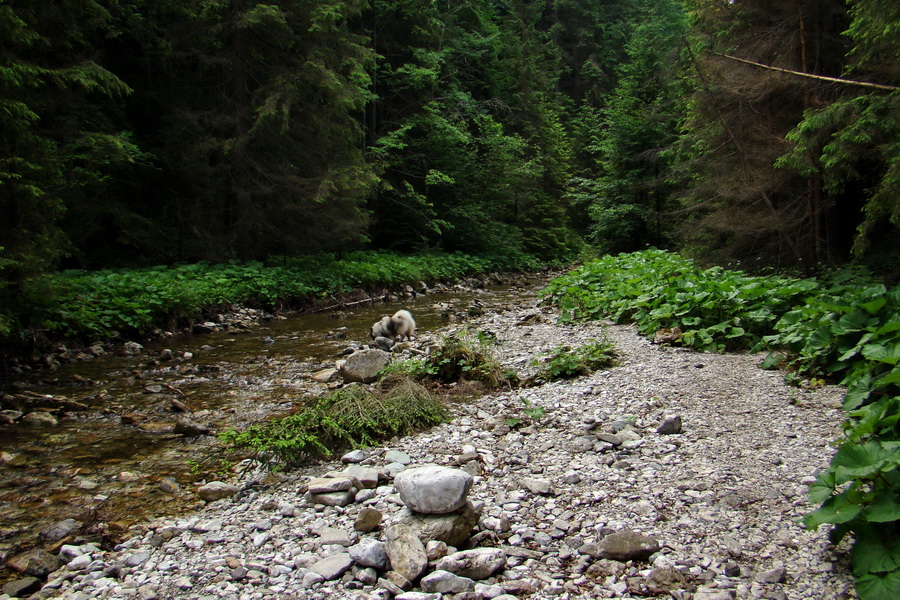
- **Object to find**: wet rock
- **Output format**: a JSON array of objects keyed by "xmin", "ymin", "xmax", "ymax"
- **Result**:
[
  {"xmin": 0, "ymin": 409, "xmax": 23, "ymax": 424},
  {"xmin": 340, "ymin": 350, "xmax": 391, "ymax": 383},
  {"xmin": 40, "ymin": 518, "xmax": 79, "ymax": 541},
  {"xmin": 197, "ymin": 481, "xmax": 239, "ymax": 502},
  {"xmin": 2, "ymin": 576, "xmax": 42, "ymax": 598},
  {"xmin": 122, "ymin": 341, "xmax": 143, "ymax": 355},
  {"xmin": 173, "ymin": 416, "xmax": 211, "ymax": 436},
  {"xmin": 6, "ymin": 548, "xmax": 61, "ymax": 577},
  {"xmin": 372, "ymin": 336, "xmax": 395, "ymax": 352},
  {"xmin": 593, "ymin": 530, "xmax": 661, "ymax": 562},
  {"xmin": 21, "ymin": 411, "xmax": 58, "ymax": 426},
  {"xmin": 394, "ymin": 465, "xmax": 473, "ymax": 514},
  {"xmin": 384, "ymin": 523, "xmax": 428, "ymax": 582}
]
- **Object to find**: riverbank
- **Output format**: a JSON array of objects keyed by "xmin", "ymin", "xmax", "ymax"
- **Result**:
[{"xmin": 20, "ymin": 291, "xmax": 855, "ymax": 599}]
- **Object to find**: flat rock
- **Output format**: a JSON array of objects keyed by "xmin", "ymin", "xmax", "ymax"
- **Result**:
[
  {"xmin": 435, "ymin": 548, "xmax": 507, "ymax": 580},
  {"xmin": 595, "ymin": 530, "xmax": 661, "ymax": 562},
  {"xmin": 309, "ymin": 553, "xmax": 353, "ymax": 580}
]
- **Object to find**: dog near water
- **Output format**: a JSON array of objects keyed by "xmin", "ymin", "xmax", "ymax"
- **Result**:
[{"xmin": 370, "ymin": 309, "xmax": 416, "ymax": 342}]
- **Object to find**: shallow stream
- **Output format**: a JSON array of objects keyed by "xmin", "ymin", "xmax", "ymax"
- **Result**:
[{"xmin": 0, "ymin": 276, "xmax": 545, "ymax": 583}]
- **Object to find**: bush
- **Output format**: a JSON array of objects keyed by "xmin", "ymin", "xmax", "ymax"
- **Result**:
[
  {"xmin": 533, "ymin": 339, "xmax": 618, "ymax": 380},
  {"xmin": 426, "ymin": 329, "xmax": 510, "ymax": 388},
  {"xmin": 220, "ymin": 380, "xmax": 448, "ymax": 469}
]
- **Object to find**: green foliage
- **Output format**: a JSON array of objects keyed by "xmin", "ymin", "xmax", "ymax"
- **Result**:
[
  {"xmin": 220, "ymin": 380, "xmax": 449, "ymax": 469},
  {"xmin": 7, "ymin": 250, "xmax": 538, "ymax": 343},
  {"xmin": 542, "ymin": 249, "xmax": 817, "ymax": 352},
  {"xmin": 534, "ymin": 339, "xmax": 618, "ymax": 380},
  {"xmin": 426, "ymin": 329, "xmax": 509, "ymax": 388}
]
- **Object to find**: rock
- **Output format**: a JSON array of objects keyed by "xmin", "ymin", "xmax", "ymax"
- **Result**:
[
  {"xmin": 21, "ymin": 411, "xmax": 58, "ymax": 426},
  {"xmin": 340, "ymin": 350, "xmax": 391, "ymax": 383},
  {"xmin": 197, "ymin": 481, "xmax": 239, "ymax": 502},
  {"xmin": 595, "ymin": 530, "xmax": 661, "ymax": 562},
  {"xmin": 384, "ymin": 449, "xmax": 412, "ymax": 464},
  {"xmin": 520, "ymin": 477, "xmax": 553, "ymax": 495},
  {"xmin": 694, "ymin": 588, "xmax": 737, "ymax": 600},
  {"xmin": 342, "ymin": 449, "xmax": 368, "ymax": 463},
  {"xmin": 349, "ymin": 538, "xmax": 391, "ymax": 570},
  {"xmin": 159, "ymin": 476, "xmax": 181, "ymax": 494},
  {"xmin": 309, "ymin": 553, "xmax": 353, "ymax": 580},
  {"xmin": 40, "ymin": 518, "xmax": 79, "ymax": 541},
  {"xmin": 2, "ymin": 577, "xmax": 42, "ymax": 598},
  {"xmin": 308, "ymin": 491, "xmax": 355, "ymax": 507},
  {"xmin": 394, "ymin": 465, "xmax": 473, "ymax": 514},
  {"xmin": 308, "ymin": 476, "xmax": 356, "ymax": 493},
  {"xmin": 342, "ymin": 464, "xmax": 380, "ymax": 488},
  {"xmin": 355, "ymin": 507, "xmax": 383, "ymax": 532},
  {"xmin": 173, "ymin": 416, "xmax": 211, "ymax": 436},
  {"xmin": 393, "ymin": 501, "xmax": 480, "ymax": 548},
  {"xmin": 657, "ymin": 415, "xmax": 683, "ymax": 434},
  {"xmin": 122, "ymin": 341, "xmax": 143, "ymax": 355},
  {"xmin": 755, "ymin": 567, "xmax": 787, "ymax": 583},
  {"xmin": 6, "ymin": 548, "xmax": 61, "ymax": 577},
  {"xmin": 312, "ymin": 368, "xmax": 340, "ymax": 383},
  {"xmin": 318, "ymin": 527, "xmax": 352, "ymax": 546},
  {"xmin": 384, "ymin": 524, "xmax": 428, "ymax": 582},
  {"xmin": 435, "ymin": 548, "xmax": 507, "ymax": 580},
  {"xmin": 420, "ymin": 570, "xmax": 476, "ymax": 594},
  {"xmin": 372, "ymin": 336, "xmax": 395, "ymax": 352}
]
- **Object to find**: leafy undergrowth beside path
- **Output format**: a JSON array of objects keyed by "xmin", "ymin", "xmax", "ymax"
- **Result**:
[
  {"xmin": 542, "ymin": 249, "xmax": 900, "ymax": 600},
  {"xmin": 2, "ymin": 250, "xmax": 543, "ymax": 347}
]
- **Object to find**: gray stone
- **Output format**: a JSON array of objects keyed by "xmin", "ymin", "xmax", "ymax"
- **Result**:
[
  {"xmin": 595, "ymin": 530, "xmax": 660, "ymax": 562},
  {"xmin": 2, "ymin": 577, "xmax": 42, "ymax": 598},
  {"xmin": 343, "ymin": 464, "xmax": 381, "ymax": 488},
  {"xmin": 394, "ymin": 465, "xmax": 473, "ymax": 514},
  {"xmin": 755, "ymin": 567, "xmax": 787, "ymax": 583},
  {"xmin": 309, "ymin": 553, "xmax": 353, "ymax": 580},
  {"xmin": 197, "ymin": 481, "xmax": 239, "ymax": 502},
  {"xmin": 318, "ymin": 527, "xmax": 352, "ymax": 546},
  {"xmin": 125, "ymin": 551, "xmax": 151, "ymax": 567},
  {"xmin": 520, "ymin": 477, "xmax": 552, "ymax": 495},
  {"xmin": 349, "ymin": 538, "xmax": 390, "ymax": 570},
  {"xmin": 384, "ymin": 524, "xmax": 428, "ymax": 582},
  {"xmin": 40, "ymin": 518, "xmax": 79, "ymax": 541},
  {"xmin": 308, "ymin": 476, "xmax": 355, "ymax": 493},
  {"xmin": 395, "ymin": 593, "xmax": 441, "ymax": 600},
  {"xmin": 694, "ymin": 588, "xmax": 737, "ymax": 600},
  {"xmin": 657, "ymin": 416, "xmax": 683, "ymax": 435},
  {"xmin": 340, "ymin": 350, "xmax": 391, "ymax": 383},
  {"xmin": 420, "ymin": 570, "xmax": 476, "ymax": 594},
  {"xmin": 384, "ymin": 449, "xmax": 412, "ymax": 464},
  {"xmin": 307, "ymin": 491, "xmax": 355, "ymax": 507},
  {"xmin": 435, "ymin": 548, "xmax": 507, "ymax": 580},
  {"xmin": 342, "ymin": 449, "xmax": 369, "ymax": 463},
  {"xmin": 393, "ymin": 501, "xmax": 480, "ymax": 547}
]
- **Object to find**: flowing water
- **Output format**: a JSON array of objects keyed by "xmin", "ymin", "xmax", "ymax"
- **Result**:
[{"xmin": 0, "ymin": 277, "xmax": 545, "ymax": 581}]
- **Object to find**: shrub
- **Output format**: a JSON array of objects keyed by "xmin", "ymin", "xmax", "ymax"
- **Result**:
[{"xmin": 533, "ymin": 339, "xmax": 618, "ymax": 380}]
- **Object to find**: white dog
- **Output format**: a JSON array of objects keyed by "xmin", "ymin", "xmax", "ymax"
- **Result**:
[{"xmin": 371, "ymin": 310, "xmax": 416, "ymax": 341}]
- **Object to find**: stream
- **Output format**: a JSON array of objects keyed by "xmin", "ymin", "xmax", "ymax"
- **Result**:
[{"xmin": 0, "ymin": 275, "xmax": 544, "ymax": 584}]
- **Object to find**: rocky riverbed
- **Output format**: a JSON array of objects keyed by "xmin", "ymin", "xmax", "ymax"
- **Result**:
[{"xmin": 4, "ymin": 298, "xmax": 856, "ymax": 600}]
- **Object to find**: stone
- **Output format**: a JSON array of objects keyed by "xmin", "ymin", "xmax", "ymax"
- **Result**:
[
  {"xmin": 657, "ymin": 416, "xmax": 683, "ymax": 435},
  {"xmin": 420, "ymin": 570, "xmax": 476, "ymax": 594},
  {"xmin": 308, "ymin": 476, "xmax": 355, "ymax": 493},
  {"xmin": 394, "ymin": 465, "xmax": 473, "ymax": 514},
  {"xmin": 392, "ymin": 501, "xmax": 480, "ymax": 547},
  {"xmin": 384, "ymin": 524, "xmax": 428, "ymax": 582},
  {"xmin": 309, "ymin": 553, "xmax": 353, "ymax": 580},
  {"xmin": 21, "ymin": 411, "xmax": 58, "ymax": 426},
  {"xmin": 6, "ymin": 548, "xmax": 61, "ymax": 577},
  {"xmin": 595, "ymin": 530, "xmax": 660, "ymax": 562},
  {"xmin": 312, "ymin": 368, "xmax": 340, "ymax": 383},
  {"xmin": 435, "ymin": 548, "xmax": 507, "ymax": 580},
  {"xmin": 197, "ymin": 481, "xmax": 239, "ymax": 502},
  {"xmin": 173, "ymin": 416, "xmax": 211, "ymax": 436},
  {"xmin": 384, "ymin": 449, "xmax": 412, "ymax": 464},
  {"xmin": 520, "ymin": 477, "xmax": 552, "ymax": 495},
  {"xmin": 2, "ymin": 577, "xmax": 42, "ymax": 598},
  {"xmin": 342, "ymin": 449, "xmax": 368, "ymax": 463},
  {"xmin": 355, "ymin": 507, "xmax": 383, "ymax": 532},
  {"xmin": 318, "ymin": 527, "xmax": 352, "ymax": 547},
  {"xmin": 349, "ymin": 538, "xmax": 390, "ymax": 571},
  {"xmin": 308, "ymin": 491, "xmax": 355, "ymax": 507},
  {"xmin": 343, "ymin": 464, "xmax": 381, "ymax": 488},
  {"xmin": 395, "ymin": 593, "xmax": 440, "ymax": 600},
  {"xmin": 755, "ymin": 567, "xmax": 787, "ymax": 583},
  {"xmin": 694, "ymin": 588, "xmax": 737, "ymax": 600},
  {"xmin": 40, "ymin": 518, "xmax": 79, "ymax": 541},
  {"xmin": 340, "ymin": 350, "xmax": 391, "ymax": 383}
]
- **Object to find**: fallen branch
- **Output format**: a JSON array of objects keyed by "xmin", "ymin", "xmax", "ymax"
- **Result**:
[
  {"xmin": 313, "ymin": 294, "xmax": 387, "ymax": 313},
  {"xmin": 714, "ymin": 52, "xmax": 900, "ymax": 92}
]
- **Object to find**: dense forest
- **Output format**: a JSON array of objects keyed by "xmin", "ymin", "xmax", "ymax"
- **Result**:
[{"xmin": 1, "ymin": 0, "xmax": 898, "ymax": 282}]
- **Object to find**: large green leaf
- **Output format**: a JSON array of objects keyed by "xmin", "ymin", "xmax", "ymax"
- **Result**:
[
  {"xmin": 833, "ymin": 310, "xmax": 875, "ymax": 335},
  {"xmin": 865, "ymin": 493, "xmax": 900, "ymax": 523},
  {"xmin": 863, "ymin": 343, "xmax": 900, "ymax": 366},
  {"xmin": 856, "ymin": 571, "xmax": 900, "ymax": 600},
  {"xmin": 832, "ymin": 442, "xmax": 890, "ymax": 484},
  {"xmin": 804, "ymin": 493, "xmax": 863, "ymax": 528}
]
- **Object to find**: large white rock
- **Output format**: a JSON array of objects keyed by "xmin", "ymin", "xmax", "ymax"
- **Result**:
[{"xmin": 394, "ymin": 465, "xmax": 473, "ymax": 514}]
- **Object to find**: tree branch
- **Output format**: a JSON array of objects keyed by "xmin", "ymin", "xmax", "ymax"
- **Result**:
[{"xmin": 714, "ymin": 53, "xmax": 900, "ymax": 92}]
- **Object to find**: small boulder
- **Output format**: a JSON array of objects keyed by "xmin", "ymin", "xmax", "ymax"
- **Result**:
[
  {"xmin": 394, "ymin": 465, "xmax": 473, "ymax": 514},
  {"xmin": 340, "ymin": 351, "xmax": 391, "ymax": 383},
  {"xmin": 595, "ymin": 530, "xmax": 660, "ymax": 562},
  {"xmin": 384, "ymin": 524, "xmax": 428, "ymax": 582},
  {"xmin": 435, "ymin": 548, "xmax": 507, "ymax": 580},
  {"xmin": 197, "ymin": 481, "xmax": 239, "ymax": 502},
  {"xmin": 309, "ymin": 553, "xmax": 353, "ymax": 580},
  {"xmin": 349, "ymin": 538, "xmax": 390, "ymax": 571}
]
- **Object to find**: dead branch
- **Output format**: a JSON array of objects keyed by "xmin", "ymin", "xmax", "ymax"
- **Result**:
[{"xmin": 714, "ymin": 53, "xmax": 900, "ymax": 91}]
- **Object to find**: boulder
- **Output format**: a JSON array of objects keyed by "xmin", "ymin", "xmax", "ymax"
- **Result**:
[
  {"xmin": 340, "ymin": 350, "xmax": 391, "ymax": 383},
  {"xmin": 384, "ymin": 523, "xmax": 428, "ymax": 582},
  {"xmin": 421, "ymin": 570, "xmax": 476, "ymax": 594},
  {"xmin": 595, "ymin": 530, "xmax": 661, "ymax": 562},
  {"xmin": 394, "ymin": 465, "xmax": 473, "ymax": 514},
  {"xmin": 197, "ymin": 481, "xmax": 239, "ymax": 502},
  {"xmin": 349, "ymin": 537, "xmax": 390, "ymax": 570},
  {"xmin": 393, "ymin": 501, "xmax": 480, "ymax": 548},
  {"xmin": 6, "ymin": 548, "xmax": 61, "ymax": 577}
]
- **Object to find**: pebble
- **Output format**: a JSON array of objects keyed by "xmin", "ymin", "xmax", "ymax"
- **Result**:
[{"xmin": 39, "ymin": 304, "xmax": 855, "ymax": 600}]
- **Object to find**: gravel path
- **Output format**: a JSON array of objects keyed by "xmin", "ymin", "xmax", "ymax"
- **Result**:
[{"xmin": 33, "ymin": 300, "xmax": 856, "ymax": 600}]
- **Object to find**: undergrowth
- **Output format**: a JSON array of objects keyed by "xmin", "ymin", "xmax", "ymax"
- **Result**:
[
  {"xmin": 543, "ymin": 249, "xmax": 900, "ymax": 600},
  {"xmin": 532, "ymin": 339, "xmax": 617, "ymax": 381},
  {"xmin": 219, "ymin": 380, "xmax": 448, "ymax": 469}
]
